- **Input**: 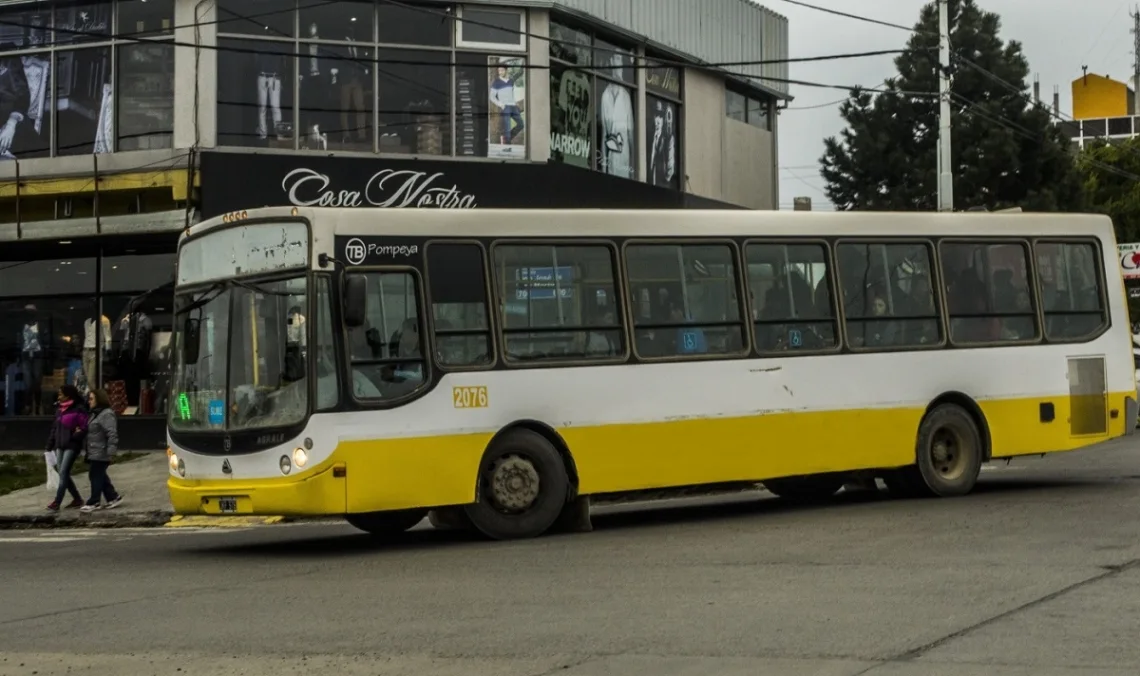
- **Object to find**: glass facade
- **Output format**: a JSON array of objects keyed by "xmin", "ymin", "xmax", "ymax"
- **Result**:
[
  {"xmin": 0, "ymin": 243, "xmax": 176, "ymax": 420},
  {"xmin": 215, "ymin": 1, "xmax": 527, "ymax": 157},
  {"xmin": 0, "ymin": 0, "xmax": 174, "ymax": 159},
  {"xmin": 549, "ymin": 21, "xmax": 684, "ymax": 184}
]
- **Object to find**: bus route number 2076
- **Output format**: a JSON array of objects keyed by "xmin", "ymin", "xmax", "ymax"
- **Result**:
[{"xmin": 453, "ymin": 386, "xmax": 489, "ymax": 409}]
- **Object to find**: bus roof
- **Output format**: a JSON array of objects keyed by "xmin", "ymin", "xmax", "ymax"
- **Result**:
[{"xmin": 189, "ymin": 207, "xmax": 1117, "ymax": 243}]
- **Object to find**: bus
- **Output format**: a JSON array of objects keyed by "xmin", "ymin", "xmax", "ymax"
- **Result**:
[{"xmin": 166, "ymin": 207, "xmax": 1137, "ymax": 540}]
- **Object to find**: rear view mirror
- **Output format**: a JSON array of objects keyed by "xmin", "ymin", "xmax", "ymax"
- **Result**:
[
  {"xmin": 343, "ymin": 274, "xmax": 367, "ymax": 328},
  {"xmin": 181, "ymin": 318, "xmax": 201, "ymax": 361}
]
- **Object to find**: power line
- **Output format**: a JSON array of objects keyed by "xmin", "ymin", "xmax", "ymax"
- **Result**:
[{"xmin": 772, "ymin": 0, "xmax": 934, "ymax": 36}]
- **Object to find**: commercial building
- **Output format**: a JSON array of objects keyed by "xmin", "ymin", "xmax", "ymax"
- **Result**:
[
  {"xmin": 0, "ymin": 0, "xmax": 789, "ymax": 450},
  {"xmin": 1062, "ymin": 71, "xmax": 1140, "ymax": 149}
]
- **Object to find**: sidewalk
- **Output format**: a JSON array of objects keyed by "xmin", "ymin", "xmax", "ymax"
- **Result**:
[{"xmin": 0, "ymin": 453, "xmax": 174, "ymax": 529}]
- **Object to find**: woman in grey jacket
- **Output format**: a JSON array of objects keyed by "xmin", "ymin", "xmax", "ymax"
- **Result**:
[{"xmin": 80, "ymin": 389, "xmax": 124, "ymax": 513}]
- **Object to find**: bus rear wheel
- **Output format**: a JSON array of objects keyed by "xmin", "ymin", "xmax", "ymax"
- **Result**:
[
  {"xmin": 345, "ymin": 509, "xmax": 428, "ymax": 536},
  {"xmin": 898, "ymin": 404, "xmax": 983, "ymax": 498},
  {"xmin": 464, "ymin": 429, "xmax": 569, "ymax": 540},
  {"xmin": 763, "ymin": 475, "xmax": 844, "ymax": 503}
]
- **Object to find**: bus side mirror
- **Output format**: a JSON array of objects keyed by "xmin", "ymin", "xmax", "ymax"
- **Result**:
[
  {"xmin": 181, "ymin": 318, "xmax": 201, "ymax": 361},
  {"xmin": 343, "ymin": 274, "xmax": 367, "ymax": 328}
]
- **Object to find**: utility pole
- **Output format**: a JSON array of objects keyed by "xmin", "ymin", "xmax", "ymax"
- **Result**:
[
  {"xmin": 1132, "ymin": 5, "xmax": 1140, "ymax": 113},
  {"xmin": 937, "ymin": 0, "xmax": 953, "ymax": 212}
]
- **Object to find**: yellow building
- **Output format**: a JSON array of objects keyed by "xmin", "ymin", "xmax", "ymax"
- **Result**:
[{"xmin": 1072, "ymin": 73, "xmax": 1135, "ymax": 120}]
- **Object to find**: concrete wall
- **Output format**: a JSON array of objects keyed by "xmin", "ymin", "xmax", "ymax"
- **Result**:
[{"xmin": 682, "ymin": 68, "xmax": 777, "ymax": 210}]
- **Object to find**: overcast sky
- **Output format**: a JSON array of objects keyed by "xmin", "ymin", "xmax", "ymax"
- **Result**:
[{"xmin": 770, "ymin": 0, "xmax": 1131, "ymax": 210}]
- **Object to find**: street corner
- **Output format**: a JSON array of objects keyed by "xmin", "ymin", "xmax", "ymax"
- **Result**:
[
  {"xmin": 0, "ymin": 509, "xmax": 175, "ymax": 530},
  {"xmin": 164, "ymin": 514, "xmax": 290, "ymax": 529}
]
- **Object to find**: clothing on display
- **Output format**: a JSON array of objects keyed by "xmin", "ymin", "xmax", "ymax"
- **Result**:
[
  {"xmin": 82, "ymin": 315, "xmax": 111, "ymax": 390},
  {"xmin": 490, "ymin": 73, "xmax": 524, "ymax": 144},
  {"xmin": 254, "ymin": 48, "xmax": 287, "ymax": 140},
  {"xmin": 599, "ymin": 82, "xmax": 634, "ymax": 179}
]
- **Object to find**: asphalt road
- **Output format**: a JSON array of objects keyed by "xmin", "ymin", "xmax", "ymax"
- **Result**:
[{"xmin": 2, "ymin": 439, "xmax": 1140, "ymax": 676}]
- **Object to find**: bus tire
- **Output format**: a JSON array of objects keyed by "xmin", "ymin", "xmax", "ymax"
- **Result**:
[
  {"xmin": 906, "ymin": 404, "xmax": 984, "ymax": 498},
  {"xmin": 464, "ymin": 429, "xmax": 569, "ymax": 540},
  {"xmin": 763, "ymin": 475, "xmax": 844, "ymax": 503},
  {"xmin": 345, "ymin": 509, "xmax": 428, "ymax": 536}
]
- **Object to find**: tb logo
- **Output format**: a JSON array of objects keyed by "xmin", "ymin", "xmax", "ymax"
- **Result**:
[{"xmin": 345, "ymin": 238, "xmax": 367, "ymax": 265}]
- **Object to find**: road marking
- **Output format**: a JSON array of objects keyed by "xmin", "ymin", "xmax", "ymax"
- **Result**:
[{"xmin": 165, "ymin": 515, "xmax": 285, "ymax": 528}]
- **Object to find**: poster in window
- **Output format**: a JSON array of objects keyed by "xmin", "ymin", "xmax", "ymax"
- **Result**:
[
  {"xmin": 596, "ymin": 78, "xmax": 634, "ymax": 179},
  {"xmin": 487, "ymin": 55, "xmax": 525, "ymax": 159},
  {"xmin": 647, "ymin": 97, "xmax": 678, "ymax": 190},
  {"xmin": 0, "ymin": 51, "xmax": 50, "ymax": 159},
  {"xmin": 549, "ymin": 62, "xmax": 590, "ymax": 169},
  {"xmin": 56, "ymin": 48, "xmax": 113, "ymax": 156}
]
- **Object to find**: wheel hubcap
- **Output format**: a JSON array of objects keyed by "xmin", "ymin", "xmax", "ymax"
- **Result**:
[
  {"xmin": 931, "ymin": 428, "xmax": 969, "ymax": 481},
  {"xmin": 488, "ymin": 455, "xmax": 541, "ymax": 512}
]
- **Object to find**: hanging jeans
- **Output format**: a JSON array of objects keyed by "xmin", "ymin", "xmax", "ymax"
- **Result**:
[
  {"xmin": 52, "ymin": 448, "xmax": 82, "ymax": 506},
  {"xmin": 340, "ymin": 79, "xmax": 367, "ymax": 140},
  {"xmin": 257, "ymin": 73, "xmax": 283, "ymax": 139},
  {"xmin": 86, "ymin": 460, "xmax": 120, "ymax": 507}
]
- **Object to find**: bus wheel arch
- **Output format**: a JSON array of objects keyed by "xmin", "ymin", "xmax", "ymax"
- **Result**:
[
  {"xmin": 464, "ymin": 422, "xmax": 576, "ymax": 540},
  {"xmin": 485, "ymin": 420, "xmax": 580, "ymax": 498},
  {"xmin": 886, "ymin": 393, "xmax": 987, "ymax": 499}
]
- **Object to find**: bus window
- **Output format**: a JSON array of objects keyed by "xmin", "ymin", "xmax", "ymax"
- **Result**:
[
  {"xmin": 745, "ymin": 242, "xmax": 838, "ymax": 352},
  {"xmin": 427, "ymin": 243, "xmax": 493, "ymax": 368},
  {"xmin": 940, "ymin": 241, "xmax": 1038, "ymax": 345},
  {"xmin": 624, "ymin": 242, "xmax": 746, "ymax": 358},
  {"xmin": 345, "ymin": 271, "xmax": 426, "ymax": 400},
  {"xmin": 837, "ymin": 241, "xmax": 940, "ymax": 349},
  {"xmin": 492, "ymin": 243, "xmax": 624, "ymax": 363},
  {"xmin": 314, "ymin": 276, "xmax": 340, "ymax": 411},
  {"xmin": 1035, "ymin": 241, "xmax": 1107, "ymax": 341}
]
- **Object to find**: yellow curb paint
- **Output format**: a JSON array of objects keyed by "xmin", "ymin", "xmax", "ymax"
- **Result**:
[{"xmin": 164, "ymin": 516, "xmax": 285, "ymax": 528}]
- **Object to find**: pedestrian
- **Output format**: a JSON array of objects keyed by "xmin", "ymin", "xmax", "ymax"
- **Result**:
[
  {"xmin": 46, "ymin": 384, "xmax": 88, "ymax": 511},
  {"xmin": 80, "ymin": 388, "xmax": 123, "ymax": 513}
]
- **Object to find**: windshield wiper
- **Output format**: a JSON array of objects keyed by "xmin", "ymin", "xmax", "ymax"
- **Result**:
[{"xmin": 175, "ymin": 281, "xmax": 227, "ymax": 317}]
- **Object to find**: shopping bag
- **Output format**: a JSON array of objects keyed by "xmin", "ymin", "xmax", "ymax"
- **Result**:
[{"xmin": 44, "ymin": 451, "xmax": 60, "ymax": 492}]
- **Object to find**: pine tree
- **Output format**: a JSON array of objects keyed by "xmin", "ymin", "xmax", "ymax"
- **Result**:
[
  {"xmin": 820, "ymin": 0, "xmax": 1082, "ymax": 212},
  {"xmin": 1079, "ymin": 137, "xmax": 1140, "ymax": 244}
]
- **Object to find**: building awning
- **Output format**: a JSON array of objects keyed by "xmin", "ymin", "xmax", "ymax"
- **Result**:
[{"xmin": 0, "ymin": 208, "xmax": 197, "ymax": 242}]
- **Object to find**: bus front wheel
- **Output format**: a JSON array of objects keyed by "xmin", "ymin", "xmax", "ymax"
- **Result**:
[
  {"xmin": 899, "ymin": 404, "xmax": 984, "ymax": 498},
  {"xmin": 464, "ymin": 429, "xmax": 569, "ymax": 540},
  {"xmin": 345, "ymin": 509, "xmax": 428, "ymax": 536}
]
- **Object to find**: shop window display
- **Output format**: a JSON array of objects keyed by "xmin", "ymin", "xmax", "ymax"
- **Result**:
[
  {"xmin": 102, "ymin": 294, "xmax": 172, "ymax": 416},
  {"xmin": 376, "ymin": 49, "xmax": 450, "ymax": 155},
  {"xmin": 0, "ymin": 298, "xmax": 95, "ymax": 417}
]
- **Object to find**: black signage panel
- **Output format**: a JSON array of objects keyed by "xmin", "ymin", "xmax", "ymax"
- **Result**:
[{"xmin": 199, "ymin": 151, "xmax": 740, "ymax": 218}]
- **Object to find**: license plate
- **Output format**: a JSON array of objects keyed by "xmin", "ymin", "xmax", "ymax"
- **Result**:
[{"xmin": 217, "ymin": 497, "xmax": 239, "ymax": 513}]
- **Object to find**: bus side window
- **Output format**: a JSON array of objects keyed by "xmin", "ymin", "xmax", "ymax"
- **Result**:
[
  {"xmin": 1035, "ymin": 241, "xmax": 1107, "ymax": 341},
  {"xmin": 426, "ymin": 243, "xmax": 493, "ymax": 368},
  {"xmin": 624, "ymin": 242, "xmax": 747, "ymax": 359},
  {"xmin": 940, "ymin": 241, "xmax": 1038, "ymax": 345},
  {"xmin": 745, "ymin": 241, "xmax": 838, "ymax": 352},
  {"xmin": 837, "ymin": 241, "xmax": 940, "ymax": 349},
  {"xmin": 345, "ymin": 271, "xmax": 426, "ymax": 400},
  {"xmin": 492, "ymin": 243, "xmax": 624, "ymax": 363}
]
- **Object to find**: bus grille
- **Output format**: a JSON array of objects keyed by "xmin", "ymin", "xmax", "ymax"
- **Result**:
[{"xmin": 1068, "ymin": 356, "xmax": 1108, "ymax": 436}]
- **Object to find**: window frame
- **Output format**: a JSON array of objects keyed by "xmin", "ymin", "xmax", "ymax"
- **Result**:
[
  {"xmin": 834, "ymin": 237, "xmax": 947, "ymax": 353},
  {"xmin": 339, "ymin": 264, "xmax": 433, "ymax": 408},
  {"xmin": 423, "ymin": 238, "xmax": 497, "ymax": 372},
  {"xmin": 622, "ymin": 237, "xmax": 750, "ymax": 363},
  {"xmin": 455, "ymin": 5, "xmax": 527, "ymax": 53},
  {"xmin": 1032, "ymin": 237, "xmax": 1111, "ymax": 345},
  {"xmin": 937, "ymin": 237, "xmax": 1042, "ymax": 348},
  {"xmin": 489, "ymin": 237, "xmax": 630, "ymax": 369},
  {"xmin": 312, "ymin": 272, "xmax": 342, "ymax": 412},
  {"xmin": 744, "ymin": 237, "xmax": 843, "ymax": 357}
]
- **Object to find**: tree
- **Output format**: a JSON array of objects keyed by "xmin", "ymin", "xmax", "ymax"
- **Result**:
[
  {"xmin": 820, "ymin": 0, "xmax": 1082, "ymax": 212},
  {"xmin": 1078, "ymin": 138, "xmax": 1140, "ymax": 244}
]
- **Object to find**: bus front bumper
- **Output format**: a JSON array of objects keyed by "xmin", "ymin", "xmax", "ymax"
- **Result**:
[{"xmin": 167, "ymin": 463, "xmax": 347, "ymax": 517}]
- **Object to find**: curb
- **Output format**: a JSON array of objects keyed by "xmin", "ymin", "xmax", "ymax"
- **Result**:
[{"xmin": 0, "ymin": 510, "xmax": 175, "ymax": 530}]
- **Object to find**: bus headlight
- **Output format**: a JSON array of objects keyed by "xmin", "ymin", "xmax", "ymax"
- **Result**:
[
  {"xmin": 169, "ymin": 452, "xmax": 179, "ymax": 473},
  {"xmin": 292, "ymin": 447, "xmax": 308, "ymax": 468},
  {"xmin": 279, "ymin": 455, "xmax": 292, "ymax": 475}
]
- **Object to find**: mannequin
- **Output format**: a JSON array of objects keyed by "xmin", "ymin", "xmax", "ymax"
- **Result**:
[
  {"xmin": 20, "ymin": 304, "xmax": 43, "ymax": 414},
  {"xmin": 83, "ymin": 314, "xmax": 110, "ymax": 392},
  {"xmin": 303, "ymin": 22, "xmax": 328, "ymax": 150},
  {"xmin": 341, "ymin": 28, "xmax": 369, "ymax": 143},
  {"xmin": 254, "ymin": 44, "xmax": 287, "ymax": 140}
]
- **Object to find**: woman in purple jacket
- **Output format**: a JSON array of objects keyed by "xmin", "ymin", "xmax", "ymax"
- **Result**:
[{"xmin": 46, "ymin": 384, "xmax": 89, "ymax": 511}]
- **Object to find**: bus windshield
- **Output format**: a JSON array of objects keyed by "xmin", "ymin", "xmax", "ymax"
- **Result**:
[{"xmin": 170, "ymin": 275, "xmax": 309, "ymax": 432}]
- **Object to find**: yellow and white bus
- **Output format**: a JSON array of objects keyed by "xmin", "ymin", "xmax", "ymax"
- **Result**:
[{"xmin": 166, "ymin": 207, "xmax": 1137, "ymax": 539}]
